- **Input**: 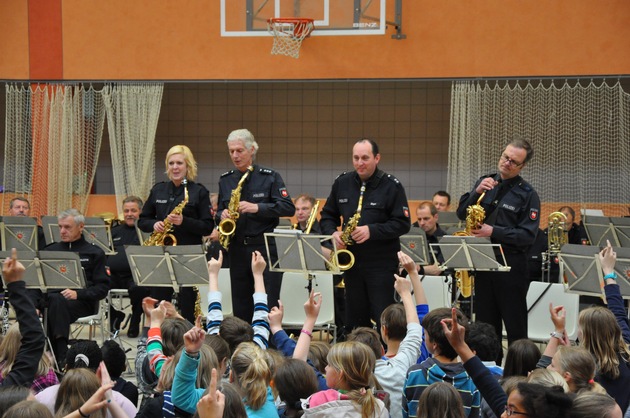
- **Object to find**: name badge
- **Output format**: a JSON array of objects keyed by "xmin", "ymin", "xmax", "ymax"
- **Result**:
[
  {"xmin": 339, "ymin": 198, "xmax": 348, "ymax": 203},
  {"xmin": 156, "ymin": 199, "xmax": 167, "ymax": 204},
  {"xmin": 369, "ymin": 202, "xmax": 378, "ymax": 206},
  {"xmin": 253, "ymin": 193, "xmax": 265, "ymax": 198},
  {"xmin": 502, "ymin": 203, "xmax": 516, "ymax": 211}
]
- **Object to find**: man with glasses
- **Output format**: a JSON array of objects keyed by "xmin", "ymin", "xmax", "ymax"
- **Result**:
[{"xmin": 456, "ymin": 138, "xmax": 540, "ymax": 354}]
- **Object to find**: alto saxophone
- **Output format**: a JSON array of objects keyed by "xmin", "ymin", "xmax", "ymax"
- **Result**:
[
  {"xmin": 144, "ymin": 179, "xmax": 189, "ymax": 246},
  {"xmin": 452, "ymin": 191, "xmax": 487, "ymax": 298},
  {"xmin": 219, "ymin": 166, "xmax": 253, "ymax": 249},
  {"xmin": 329, "ymin": 184, "xmax": 365, "ymax": 271}
]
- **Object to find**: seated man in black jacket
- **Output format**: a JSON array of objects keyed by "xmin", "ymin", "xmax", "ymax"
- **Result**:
[
  {"xmin": 1, "ymin": 248, "xmax": 46, "ymax": 387},
  {"xmin": 41, "ymin": 209, "xmax": 109, "ymax": 365}
]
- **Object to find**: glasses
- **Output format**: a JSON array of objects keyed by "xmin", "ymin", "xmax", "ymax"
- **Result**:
[
  {"xmin": 504, "ymin": 406, "xmax": 528, "ymax": 416},
  {"xmin": 501, "ymin": 154, "xmax": 525, "ymax": 167}
]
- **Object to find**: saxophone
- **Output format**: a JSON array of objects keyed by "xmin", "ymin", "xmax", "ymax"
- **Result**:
[
  {"xmin": 144, "ymin": 180, "xmax": 189, "ymax": 246},
  {"xmin": 329, "ymin": 184, "xmax": 365, "ymax": 271},
  {"xmin": 542, "ymin": 211, "xmax": 568, "ymax": 282},
  {"xmin": 219, "ymin": 166, "xmax": 254, "ymax": 249},
  {"xmin": 452, "ymin": 191, "xmax": 487, "ymax": 298}
]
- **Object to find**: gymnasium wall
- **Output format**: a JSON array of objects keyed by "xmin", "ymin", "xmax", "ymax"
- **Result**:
[{"xmin": 1, "ymin": 0, "xmax": 630, "ymax": 80}]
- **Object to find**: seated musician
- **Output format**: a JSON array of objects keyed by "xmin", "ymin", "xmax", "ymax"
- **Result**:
[
  {"xmin": 293, "ymin": 194, "xmax": 322, "ymax": 233},
  {"xmin": 413, "ymin": 202, "xmax": 445, "ymax": 276},
  {"xmin": 40, "ymin": 209, "xmax": 109, "ymax": 365},
  {"xmin": 6, "ymin": 197, "xmax": 46, "ymax": 250}
]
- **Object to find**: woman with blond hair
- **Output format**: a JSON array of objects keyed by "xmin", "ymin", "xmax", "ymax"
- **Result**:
[
  {"xmin": 138, "ymin": 144, "xmax": 214, "ymax": 323},
  {"xmin": 0, "ymin": 323, "xmax": 58, "ymax": 393},
  {"xmin": 302, "ymin": 341, "xmax": 388, "ymax": 418}
]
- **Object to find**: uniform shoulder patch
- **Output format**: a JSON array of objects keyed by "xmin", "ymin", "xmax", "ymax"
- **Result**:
[
  {"xmin": 220, "ymin": 170, "xmax": 234, "ymax": 177},
  {"xmin": 259, "ymin": 167, "xmax": 274, "ymax": 175},
  {"xmin": 518, "ymin": 181, "xmax": 532, "ymax": 192}
]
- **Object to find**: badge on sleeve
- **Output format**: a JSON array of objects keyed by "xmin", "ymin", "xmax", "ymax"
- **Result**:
[
  {"xmin": 279, "ymin": 187, "xmax": 289, "ymax": 198},
  {"xmin": 529, "ymin": 208, "xmax": 539, "ymax": 221},
  {"xmin": 403, "ymin": 206, "xmax": 410, "ymax": 218}
]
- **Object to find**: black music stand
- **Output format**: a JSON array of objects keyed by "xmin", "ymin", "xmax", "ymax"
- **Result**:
[
  {"xmin": 400, "ymin": 227, "xmax": 430, "ymax": 266},
  {"xmin": 265, "ymin": 230, "xmax": 336, "ymax": 293},
  {"xmin": 433, "ymin": 236, "xmax": 510, "ymax": 316},
  {"xmin": 0, "ymin": 216, "xmax": 39, "ymax": 251},
  {"xmin": 560, "ymin": 244, "xmax": 630, "ymax": 300},
  {"xmin": 41, "ymin": 216, "xmax": 115, "ymax": 254},
  {"xmin": 436, "ymin": 211, "xmax": 462, "ymax": 230},
  {"xmin": 125, "ymin": 245, "xmax": 209, "ymax": 294}
]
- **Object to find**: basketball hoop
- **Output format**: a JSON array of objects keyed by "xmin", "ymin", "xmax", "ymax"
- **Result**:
[{"xmin": 267, "ymin": 18, "xmax": 314, "ymax": 59}]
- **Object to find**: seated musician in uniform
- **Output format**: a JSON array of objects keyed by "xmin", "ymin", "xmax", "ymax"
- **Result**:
[
  {"xmin": 412, "ymin": 202, "xmax": 445, "ymax": 276},
  {"xmin": 293, "ymin": 194, "xmax": 322, "ymax": 233},
  {"xmin": 41, "ymin": 209, "xmax": 109, "ymax": 365},
  {"xmin": 6, "ymin": 197, "xmax": 46, "ymax": 250},
  {"xmin": 432, "ymin": 190, "xmax": 452, "ymax": 212}
]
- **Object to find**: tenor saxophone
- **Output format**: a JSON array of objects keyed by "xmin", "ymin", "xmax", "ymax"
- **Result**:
[
  {"xmin": 219, "ymin": 166, "xmax": 254, "ymax": 249},
  {"xmin": 144, "ymin": 180, "xmax": 189, "ymax": 246},
  {"xmin": 452, "ymin": 191, "xmax": 487, "ymax": 298}
]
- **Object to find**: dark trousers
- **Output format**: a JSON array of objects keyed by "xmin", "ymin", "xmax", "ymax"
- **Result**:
[
  {"xmin": 47, "ymin": 292, "xmax": 98, "ymax": 362},
  {"xmin": 110, "ymin": 275, "xmax": 151, "ymax": 330},
  {"xmin": 229, "ymin": 242, "xmax": 282, "ymax": 322},
  {"xmin": 474, "ymin": 253, "xmax": 530, "ymax": 350},
  {"xmin": 343, "ymin": 258, "xmax": 398, "ymax": 332}
]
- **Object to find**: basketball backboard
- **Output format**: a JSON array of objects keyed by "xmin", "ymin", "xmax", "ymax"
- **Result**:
[{"xmin": 220, "ymin": 0, "xmax": 386, "ymax": 37}]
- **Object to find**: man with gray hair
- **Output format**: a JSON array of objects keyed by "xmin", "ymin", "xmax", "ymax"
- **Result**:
[
  {"xmin": 217, "ymin": 128, "xmax": 295, "ymax": 322},
  {"xmin": 41, "ymin": 208, "xmax": 109, "ymax": 364}
]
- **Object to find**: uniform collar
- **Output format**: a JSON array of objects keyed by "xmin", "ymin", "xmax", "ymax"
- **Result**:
[{"xmin": 353, "ymin": 168, "xmax": 384, "ymax": 187}]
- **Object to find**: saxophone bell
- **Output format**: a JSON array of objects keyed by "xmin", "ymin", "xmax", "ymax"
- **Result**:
[{"xmin": 328, "ymin": 249, "xmax": 355, "ymax": 272}]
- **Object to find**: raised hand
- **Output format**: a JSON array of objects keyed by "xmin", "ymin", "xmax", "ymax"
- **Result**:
[{"xmin": 2, "ymin": 248, "xmax": 25, "ymax": 284}]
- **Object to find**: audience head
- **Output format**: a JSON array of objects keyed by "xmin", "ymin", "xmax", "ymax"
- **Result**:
[
  {"xmin": 8, "ymin": 197, "xmax": 31, "ymax": 217},
  {"xmin": 0, "ymin": 322, "xmax": 53, "ymax": 379},
  {"xmin": 578, "ymin": 305, "xmax": 630, "ymax": 379},
  {"xmin": 57, "ymin": 208, "xmax": 84, "ymax": 243},
  {"xmin": 165, "ymin": 144, "xmax": 197, "ymax": 181},
  {"xmin": 570, "ymin": 392, "xmax": 623, "ymax": 418},
  {"xmin": 0, "ymin": 387, "xmax": 31, "ymax": 417},
  {"xmin": 465, "ymin": 321, "xmax": 501, "ymax": 364},
  {"xmin": 548, "ymin": 346, "xmax": 606, "ymax": 394},
  {"xmin": 422, "ymin": 307, "xmax": 468, "ymax": 360},
  {"xmin": 220, "ymin": 316, "xmax": 255, "ymax": 354},
  {"xmin": 507, "ymin": 382, "xmax": 572, "ymax": 418},
  {"xmin": 54, "ymin": 368, "xmax": 106, "ymax": 418},
  {"xmin": 65, "ymin": 340, "xmax": 103, "ymax": 372},
  {"xmin": 347, "ymin": 327, "xmax": 383, "ymax": 361},
  {"xmin": 380, "ymin": 303, "xmax": 407, "ymax": 342},
  {"xmin": 204, "ymin": 334, "xmax": 231, "ymax": 376},
  {"xmin": 161, "ymin": 318, "xmax": 193, "ymax": 357},
  {"xmin": 432, "ymin": 191, "xmax": 451, "ymax": 212},
  {"xmin": 230, "ymin": 342, "xmax": 272, "ymax": 411},
  {"xmin": 101, "ymin": 340, "xmax": 127, "ymax": 380},
  {"xmin": 416, "ymin": 382, "xmax": 465, "ymax": 418},
  {"xmin": 325, "ymin": 341, "xmax": 383, "ymax": 418},
  {"xmin": 503, "ymin": 339, "xmax": 541, "ymax": 378},
  {"xmin": 2, "ymin": 400, "xmax": 53, "ymax": 418},
  {"xmin": 526, "ymin": 369, "xmax": 569, "ymax": 393},
  {"xmin": 274, "ymin": 359, "xmax": 319, "ymax": 416},
  {"xmin": 307, "ymin": 341, "xmax": 330, "ymax": 375}
]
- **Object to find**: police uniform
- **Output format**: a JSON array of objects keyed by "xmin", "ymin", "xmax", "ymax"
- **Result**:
[
  {"xmin": 320, "ymin": 169, "xmax": 411, "ymax": 332},
  {"xmin": 457, "ymin": 173, "xmax": 540, "ymax": 346},
  {"xmin": 138, "ymin": 180, "xmax": 214, "ymax": 323},
  {"xmin": 42, "ymin": 236, "xmax": 110, "ymax": 362},
  {"xmin": 217, "ymin": 165, "xmax": 295, "ymax": 322},
  {"xmin": 108, "ymin": 222, "xmax": 150, "ymax": 336}
]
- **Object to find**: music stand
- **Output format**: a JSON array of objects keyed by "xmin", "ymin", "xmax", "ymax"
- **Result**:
[
  {"xmin": 41, "ymin": 216, "xmax": 60, "ymax": 246},
  {"xmin": 264, "ymin": 231, "xmax": 336, "ymax": 294},
  {"xmin": 82, "ymin": 218, "xmax": 115, "ymax": 255},
  {"xmin": 0, "ymin": 216, "xmax": 39, "ymax": 251},
  {"xmin": 583, "ymin": 216, "xmax": 619, "ymax": 247},
  {"xmin": 560, "ymin": 244, "xmax": 630, "ymax": 300},
  {"xmin": 610, "ymin": 217, "xmax": 630, "ymax": 248},
  {"xmin": 125, "ymin": 245, "xmax": 209, "ymax": 293},
  {"xmin": 0, "ymin": 250, "xmax": 85, "ymax": 290},
  {"xmin": 400, "ymin": 227, "xmax": 430, "ymax": 265},
  {"xmin": 436, "ymin": 212, "xmax": 462, "ymax": 230},
  {"xmin": 434, "ymin": 236, "xmax": 510, "ymax": 273}
]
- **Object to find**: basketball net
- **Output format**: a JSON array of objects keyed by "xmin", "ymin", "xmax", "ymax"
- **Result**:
[{"xmin": 268, "ymin": 18, "xmax": 314, "ymax": 59}]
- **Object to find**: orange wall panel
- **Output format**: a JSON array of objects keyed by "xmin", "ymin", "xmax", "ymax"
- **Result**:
[
  {"xmin": 2, "ymin": 0, "xmax": 630, "ymax": 80},
  {"xmin": 0, "ymin": 0, "xmax": 30, "ymax": 79}
]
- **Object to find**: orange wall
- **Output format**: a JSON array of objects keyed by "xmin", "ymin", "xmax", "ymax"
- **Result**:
[{"xmin": 3, "ymin": 0, "xmax": 630, "ymax": 80}]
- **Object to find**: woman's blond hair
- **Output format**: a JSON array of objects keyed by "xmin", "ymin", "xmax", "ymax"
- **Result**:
[
  {"xmin": 165, "ymin": 144, "xmax": 197, "ymax": 180},
  {"xmin": 156, "ymin": 345, "xmax": 218, "ymax": 393},
  {"xmin": 526, "ymin": 368, "xmax": 569, "ymax": 392},
  {"xmin": 53, "ymin": 368, "xmax": 106, "ymax": 418},
  {"xmin": 230, "ymin": 342, "xmax": 271, "ymax": 411},
  {"xmin": 579, "ymin": 306, "xmax": 630, "ymax": 379},
  {"xmin": 326, "ymin": 341, "xmax": 382, "ymax": 418},
  {"xmin": 554, "ymin": 346, "xmax": 607, "ymax": 394},
  {"xmin": 0, "ymin": 323, "xmax": 53, "ymax": 379}
]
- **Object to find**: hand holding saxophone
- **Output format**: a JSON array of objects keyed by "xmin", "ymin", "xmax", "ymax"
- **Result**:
[
  {"xmin": 470, "ymin": 223, "xmax": 493, "ymax": 238},
  {"xmin": 475, "ymin": 177, "xmax": 499, "ymax": 194},
  {"xmin": 331, "ymin": 231, "xmax": 347, "ymax": 249},
  {"xmin": 153, "ymin": 220, "xmax": 166, "ymax": 232},
  {"xmin": 350, "ymin": 225, "xmax": 371, "ymax": 244},
  {"xmin": 238, "ymin": 201, "xmax": 259, "ymax": 214},
  {"xmin": 167, "ymin": 213, "xmax": 183, "ymax": 225}
]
